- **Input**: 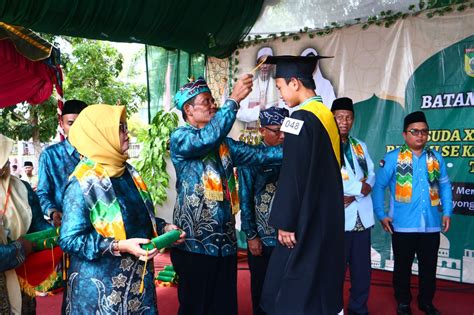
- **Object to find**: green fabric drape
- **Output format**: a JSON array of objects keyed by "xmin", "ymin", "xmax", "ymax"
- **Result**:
[
  {"xmin": 0, "ymin": 0, "xmax": 264, "ymax": 58},
  {"xmin": 146, "ymin": 46, "xmax": 205, "ymax": 120}
]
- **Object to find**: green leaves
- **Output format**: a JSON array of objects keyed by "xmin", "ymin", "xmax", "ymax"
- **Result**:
[
  {"xmin": 62, "ymin": 37, "xmax": 145, "ymax": 114},
  {"xmin": 134, "ymin": 109, "xmax": 179, "ymax": 206}
]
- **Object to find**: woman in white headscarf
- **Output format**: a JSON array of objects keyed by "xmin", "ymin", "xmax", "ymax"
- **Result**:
[
  {"xmin": 0, "ymin": 134, "xmax": 50, "ymax": 314},
  {"xmin": 301, "ymin": 47, "xmax": 337, "ymax": 108}
]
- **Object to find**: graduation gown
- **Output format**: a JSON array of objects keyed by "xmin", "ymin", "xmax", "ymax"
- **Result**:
[{"xmin": 261, "ymin": 97, "xmax": 345, "ymax": 315}]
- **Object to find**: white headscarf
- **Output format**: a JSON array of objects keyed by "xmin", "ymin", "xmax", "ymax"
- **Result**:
[
  {"xmin": 0, "ymin": 134, "xmax": 32, "ymax": 314},
  {"xmin": 300, "ymin": 47, "xmax": 337, "ymax": 108}
]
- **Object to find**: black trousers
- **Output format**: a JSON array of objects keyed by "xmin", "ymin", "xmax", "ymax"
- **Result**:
[
  {"xmin": 170, "ymin": 248, "xmax": 237, "ymax": 315},
  {"xmin": 247, "ymin": 245, "xmax": 274, "ymax": 315},
  {"xmin": 392, "ymin": 232, "xmax": 440, "ymax": 306},
  {"xmin": 344, "ymin": 229, "xmax": 371, "ymax": 314}
]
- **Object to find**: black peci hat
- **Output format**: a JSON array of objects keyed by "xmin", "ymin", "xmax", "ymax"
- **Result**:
[{"xmin": 404, "ymin": 111, "xmax": 428, "ymax": 130}]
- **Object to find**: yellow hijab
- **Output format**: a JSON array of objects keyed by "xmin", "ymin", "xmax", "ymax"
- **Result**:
[
  {"xmin": 0, "ymin": 134, "xmax": 32, "ymax": 314},
  {"xmin": 69, "ymin": 104, "xmax": 128, "ymax": 177}
]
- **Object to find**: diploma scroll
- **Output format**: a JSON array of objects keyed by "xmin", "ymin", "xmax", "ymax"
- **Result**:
[{"xmin": 140, "ymin": 229, "xmax": 181, "ymax": 250}]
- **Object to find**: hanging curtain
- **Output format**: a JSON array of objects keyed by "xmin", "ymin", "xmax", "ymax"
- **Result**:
[
  {"xmin": 146, "ymin": 46, "xmax": 205, "ymax": 121},
  {"xmin": 0, "ymin": 0, "xmax": 264, "ymax": 58},
  {"xmin": 0, "ymin": 39, "xmax": 62, "ymax": 108}
]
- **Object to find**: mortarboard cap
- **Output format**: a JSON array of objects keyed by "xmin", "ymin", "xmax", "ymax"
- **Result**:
[
  {"xmin": 24, "ymin": 161, "xmax": 33, "ymax": 167},
  {"xmin": 264, "ymin": 55, "xmax": 332, "ymax": 79},
  {"xmin": 62, "ymin": 100, "xmax": 88, "ymax": 116},
  {"xmin": 331, "ymin": 97, "xmax": 354, "ymax": 113},
  {"xmin": 404, "ymin": 111, "xmax": 428, "ymax": 130}
]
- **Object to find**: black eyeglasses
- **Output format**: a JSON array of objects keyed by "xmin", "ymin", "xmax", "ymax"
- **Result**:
[
  {"xmin": 119, "ymin": 123, "xmax": 128, "ymax": 133},
  {"xmin": 407, "ymin": 128, "xmax": 429, "ymax": 136},
  {"xmin": 263, "ymin": 126, "xmax": 282, "ymax": 134}
]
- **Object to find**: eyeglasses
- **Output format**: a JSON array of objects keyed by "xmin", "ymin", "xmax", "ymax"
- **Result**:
[
  {"xmin": 119, "ymin": 123, "xmax": 128, "ymax": 133},
  {"xmin": 192, "ymin": 98, "xmax": 216, "ymax": 107},
  {"xmin": 263, "ymin": 126, "xmax": 282, "ymax": 134},
  {"xmin": 407, "ymin": 128, "xmax": 429, "ymax": 136}
]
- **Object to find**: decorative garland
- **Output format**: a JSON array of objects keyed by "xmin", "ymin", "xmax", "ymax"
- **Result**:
[{"xmin": 228, "ymin": 0, "xmax": 474, "ymax": 84}]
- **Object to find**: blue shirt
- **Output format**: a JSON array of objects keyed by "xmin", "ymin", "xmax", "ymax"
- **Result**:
[
  {"xmin": 37, "ymin": 139, "xmax": 80, "ymax": 219},
  {"xmin": 372, "ymin": 147, "xmax": 452, "ymax": 232},
  {"xmin": 170, "ymin": 99, "xmax": 283, "ymax": 257},
  {"xmin": 238, "ymin": 143, "xmax": 279, "ymax": 247}
]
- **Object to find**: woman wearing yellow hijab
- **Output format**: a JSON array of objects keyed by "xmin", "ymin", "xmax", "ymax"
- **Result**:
[
  {"xmin": 0, "ymin": 134, "xmax": 50, "ymax": 314},
  {"xmin": 59, "ymin": 104, "xmax": 184, "ymax": 314}
]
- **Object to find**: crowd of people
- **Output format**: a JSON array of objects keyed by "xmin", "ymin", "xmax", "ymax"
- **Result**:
[{"xmin": 0, "ymin": 55, "xmax": 452, "ymax": 315}]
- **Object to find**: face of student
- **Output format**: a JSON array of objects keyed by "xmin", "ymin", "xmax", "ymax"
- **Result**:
[
  {"xmin": 119, "ymin": 121, "xmax": 129, "ymax": 154},
  {"xmin": 333, "ymin": 109, "xmax": 354, "ymax": 139},
  {"xmin": 260, "ymin": 125, "xmax": 285, "ymax": 146},
  {"xmin": 403, "ymin": 122, "xmax": 429, "ymax": 151},
  {"xmin": 60, "ymin": 114, "xmax": 80, "ymax": 137},
  {"xmin": 275, "ymin": 78, "xmax": 299, "ymax": 108},
  {"xmin": 184, "ymin": 92, "xmax": 217, "ymax": 128}
]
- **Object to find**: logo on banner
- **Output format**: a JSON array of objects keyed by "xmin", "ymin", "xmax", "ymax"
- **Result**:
[{"xmin": 465, "ymin": 48, "xmax": 474, "ymax": 77}]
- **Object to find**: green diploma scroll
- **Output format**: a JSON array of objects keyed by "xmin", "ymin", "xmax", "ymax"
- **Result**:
[
  {"xmin": 156, "ymin": 275, "xmax": 174, "ymax": 282},
  {"xmin": 141, "ymin": 229, "xmax": 181, "ymax": 250},
  {"xmin": 22, "ymin": 227, "xmax": 60, "ymax": 251}
]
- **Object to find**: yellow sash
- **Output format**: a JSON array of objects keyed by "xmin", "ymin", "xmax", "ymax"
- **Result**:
[{"xmin": 300, "ymin": 99, "xmax": 341, "ymax": 167}]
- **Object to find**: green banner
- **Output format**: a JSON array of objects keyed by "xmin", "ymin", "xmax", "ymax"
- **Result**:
[{"xmin": 232, "ymin": 8, "xmax": 474, "ymax": 283}]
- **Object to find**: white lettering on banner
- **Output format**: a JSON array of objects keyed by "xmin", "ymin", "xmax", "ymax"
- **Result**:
[
  {"xmin": 457, "ymin": 186, "xmax": 474, "ymax": 195},
  {"xmin": 421, "ymin": 91, "xmax": 474, "ymax": 109},
  {"xmin": 280, "ymin": 117, "xmax": 304, "ymax": 135}
]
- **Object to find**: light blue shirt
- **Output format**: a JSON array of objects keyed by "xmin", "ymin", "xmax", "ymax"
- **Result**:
[{"xmin": 372, "ymin": 147, "xmax": 453, "ymax": 232}]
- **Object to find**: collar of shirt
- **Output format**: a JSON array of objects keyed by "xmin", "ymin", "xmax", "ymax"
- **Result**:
[{"xmin": 64, "ymin": 139, "xmax": 77, "ymax": 157}]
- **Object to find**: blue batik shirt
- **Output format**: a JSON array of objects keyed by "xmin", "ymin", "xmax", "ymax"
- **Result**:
[
  {"xmin": 37, "ymin": 139, "xmax": 80, "ymax": 219},
  {"xmin": 59, "ymin": 170, "xmax": 165, "ymax": 314},
  {"xmin": 238, "ymin": 143, "xmax": 279, "ymax": 247},
  {"xmin": 372, "ymin": 147, "xmax": 453, "ymax": 232},
  {"xmin": 170, "ymin": 99, "xmax": 283, "ymax": 257}
]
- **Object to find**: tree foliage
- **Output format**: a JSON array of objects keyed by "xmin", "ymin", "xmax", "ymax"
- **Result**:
[
  {"xmin": 62, "ymin": 37, "xmax": 146, "ymax": 113},
  {"xmin": 0, "ymin": 97, "xmax": 58, "ymax": 142},
  {"xmin": 0, "ymin": 35, "xmax": 146, "ymax": 154},
  {"xmin": 134, "ymin": 110, "xmax": 179, "ymax": 206}
]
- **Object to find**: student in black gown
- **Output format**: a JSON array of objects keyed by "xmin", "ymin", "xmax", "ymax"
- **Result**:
[{"xmin": 260, "ymin": 56, "xmax": 345, "ymax": 315}]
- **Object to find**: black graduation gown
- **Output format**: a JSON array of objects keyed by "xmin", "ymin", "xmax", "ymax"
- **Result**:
[{"xmin": 261, "ymin": 106, "xmax": 345, "ymax": 315}]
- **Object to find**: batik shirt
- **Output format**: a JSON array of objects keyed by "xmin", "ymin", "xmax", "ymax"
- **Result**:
[
  {"xmin": 59, "ymin": 170, "xmax": 167, "ymax": 315},
  {"xmin": 238, "ymin": 143, "xmax": 279, "ymax": 247},
  {"xmin": 372, "ymin": 147, "xmax": 452, "ymax": 232},
  {"xmin": 170, "ymin": 99, "xmax": 283, "ymax": 257},
  {"xmin": 37, "ymin": 139, "xmax": 80, "ymax": 219}
]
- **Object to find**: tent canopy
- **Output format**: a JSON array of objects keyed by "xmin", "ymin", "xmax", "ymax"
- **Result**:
[{"xmin": 0, "ymin": 0, "xmax": 263, "ymax": 58}]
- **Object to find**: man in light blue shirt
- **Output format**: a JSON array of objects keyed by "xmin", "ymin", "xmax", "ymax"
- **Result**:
[
  {"xmin": 332, "ymin": 97, "xmax": 375, "ymax": 315},
  {"xmin": 37, "ymin": 99, "xmax": 87, "ymax": 226},
  {"xmin": 372, "ymin": 111, "xmax": 452, "ymax": 315}
]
